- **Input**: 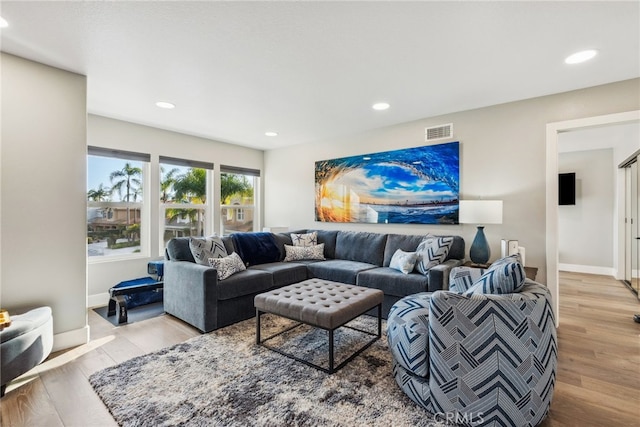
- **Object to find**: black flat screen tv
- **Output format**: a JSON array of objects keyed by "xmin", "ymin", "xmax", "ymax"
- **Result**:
[{"xmin": 559, "ymin": 172, "xmax": 576, "ymax": 205}]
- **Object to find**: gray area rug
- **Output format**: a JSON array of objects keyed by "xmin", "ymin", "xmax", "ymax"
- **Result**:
[{"xmin": 89, "ymin": 314, "xmax": 451, "ymax": 427}]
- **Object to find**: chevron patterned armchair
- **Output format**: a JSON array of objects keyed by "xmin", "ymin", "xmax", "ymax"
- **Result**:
[{"xmin": 387, "ymin": 277, "xmax": 557, "ymax": 427}]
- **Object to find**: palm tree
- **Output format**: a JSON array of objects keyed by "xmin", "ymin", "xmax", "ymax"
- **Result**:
[
  {"xmin": 110, "ymin": 162, "xmax": 142, "ymax": 225},
  {"xmin": 221, "ymin": 173, "xmax": 253, "ymax": 203},
  {"xmin": 160, "ymin": 166, "xmax": 180, "ymax": 203},
  {"xmin": 171, "ymin": 168, "xmax": 207, "ymax": 235},
  {"xmin": 87, "ymin": 184, "xmax": 111, "ymax": 201}
]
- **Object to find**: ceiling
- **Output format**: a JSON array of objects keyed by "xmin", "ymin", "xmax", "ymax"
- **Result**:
[{"xmin": 1, "ymin": 1, "xmax": 638, "ymax": 151}]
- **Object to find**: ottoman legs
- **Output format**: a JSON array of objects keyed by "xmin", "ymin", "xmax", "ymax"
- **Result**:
[{"xmin": 256, "ymin": 304, "xmax": 382, "ymax": 374}]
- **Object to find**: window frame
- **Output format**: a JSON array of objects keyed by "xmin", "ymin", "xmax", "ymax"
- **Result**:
[{"xmin": 87, "ymin": 148, "xmax": 150, "ymax": 263}]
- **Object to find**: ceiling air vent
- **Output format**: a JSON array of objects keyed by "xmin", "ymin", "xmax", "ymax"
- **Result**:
[{"xmin": 425, "ymin": 123, "xmax": 453, "ymax": 142}]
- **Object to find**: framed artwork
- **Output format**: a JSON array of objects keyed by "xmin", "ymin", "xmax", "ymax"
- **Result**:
[{"xmin": 315, "ymin": 141, "xmax": 459, "ymax": 224}]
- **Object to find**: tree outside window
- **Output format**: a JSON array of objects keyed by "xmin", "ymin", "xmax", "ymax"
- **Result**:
[{"xmin": 87, "ymin": 154, "xmax": 146, "ymax": 258}]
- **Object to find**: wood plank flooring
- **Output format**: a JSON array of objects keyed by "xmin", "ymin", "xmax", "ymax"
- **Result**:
[{"xmin": 1, "ymin": 272, "xmax": 639, "ymax": 426}]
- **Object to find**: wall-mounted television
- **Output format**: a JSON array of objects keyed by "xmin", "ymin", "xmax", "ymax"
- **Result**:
[{"xmin": 559, "ymin": 172, "xmax": 576, "ymax": 205}]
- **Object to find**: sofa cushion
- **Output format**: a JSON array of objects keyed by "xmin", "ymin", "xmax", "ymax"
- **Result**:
[
  {"xmin": 357, "ymin": 267, "xmax": 430, "ymax": 297},
  {"xmin": 166, "ymin": 237, "xmax": 195, "ymax": 263},
  {"xmin": 387, "ymin": 292, "xmax": 432, "ymax": 378},
  {"xmin": 231, "ymin": 232, "xmax": 281, "ymax": 266},
  {"xmin": 313, "ymin": 230, "xmax": 339, "ymax": 259},
  {"xmin": 335, "ymin": 231, "xmax": 387, "ymax": 265},
  {"xmin": 389, "ymin": 249, "xmax": 418, "ymax": 274},
  {"xmin": 291, "ymin": 231, "xmax": 317, "ymax": 246},
  {"xmin": 272, "ymin": 233, "xmax": 293, "ymax": 260},
  {"xmin": 189, "ymin": 236, "xmax": 227, "ymax": 265},
  {"xmin": 464, "ymin": 255, "xmax": 526, "ymax": 295},
  {"xmin": 383, "ymin": 234, "xmax": 425, "ymax": 267},
  {"xmin": 216, "ymin": 269, "xmax": 274, "ymax": 300},
  {"xmin": 283, "ymin": 244, "xmax": 325, "ymax": 262},
  {"xmin": 208, "ymin": 252, "xmax": 246, "ymax": 280},
  {"xmin": 306, "ymin": 259, "xmax": 377, "ymax": 284},
  {"xmin": 249, "ymin": 262, "xmax": 308, "ymax": 287},
  {"xmin": 415, "ymin": 235, "xmax": 454, "ymax": 274}
]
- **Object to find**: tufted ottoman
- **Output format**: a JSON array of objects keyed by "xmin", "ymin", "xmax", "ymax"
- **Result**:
[{"xmin": 255, "ymin": 278, "xmax": 383, "ymax": 373}]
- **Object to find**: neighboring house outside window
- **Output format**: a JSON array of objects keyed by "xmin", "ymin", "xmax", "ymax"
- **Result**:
[
  {"xmin": 220, "ymin": 166, "xmax": 259, "ymax": 235},
  {"xmin": 87, "ymin": 147, "xmax": 149, "ymax": 259}
]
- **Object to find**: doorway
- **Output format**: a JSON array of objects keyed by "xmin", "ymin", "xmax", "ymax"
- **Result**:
[
  {"xmin": 546, "ymin": 110, "xmax": 640, "ymax": 326},
  {"xmin": 622, "ymin": 151, "xmax": 639, "ymax": 298}
]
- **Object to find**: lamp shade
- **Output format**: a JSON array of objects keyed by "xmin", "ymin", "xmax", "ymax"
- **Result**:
[{"xmin": 459, "ymin": 200, "xmax": 503, "ymax": 225}]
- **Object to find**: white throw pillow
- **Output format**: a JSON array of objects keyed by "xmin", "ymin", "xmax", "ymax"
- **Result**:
[
  {"xmin": 389, "ymin": 249, "xmax": 418, "ymax": 274},
  {"xmin": 208, "ymin": 252, "xmax": 246, "ymax": 280},
  {"xmin": 283, "ymin": 243, "xmax": 325, "ymax": 261},
  {"xmin": 414, "ymin": 234, "xmax": 454, "ymax": 275},
  {"xmin": 290, "ymin": 231, "xmax": 318, "ymax": 247},
  {"xmin": 189, "ymin": 236, "xmax": 227, "ymax": 265}
]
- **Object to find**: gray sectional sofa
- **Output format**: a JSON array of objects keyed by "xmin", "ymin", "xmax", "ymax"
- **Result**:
[{"xmin": 164, "ymin": 229, "xmax": 465, "ymax": 333}]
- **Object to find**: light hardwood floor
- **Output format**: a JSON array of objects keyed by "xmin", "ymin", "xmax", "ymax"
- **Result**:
[{"xmin": 1, "ymin": 272, "xmax": 639, "ymax": 426}]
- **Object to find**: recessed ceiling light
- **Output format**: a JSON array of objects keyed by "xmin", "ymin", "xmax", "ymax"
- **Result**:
[
  {"xmin": 372, "ymin": 102, "xmax": 390, "ymax": 111},
  {"xmin": 265, "ymin": 131, "xmax": 278, "ymax": 137},
  {"xmin": 564, "ymin": 49, "xmax": 598, "ymax": 65},
  {"xmin": 155, "ymin": 101, "xmax": 175, "ymax": 109},
  {"xmin": 0, "ymin": 16, "xmax": 8, "ymax": 28}
]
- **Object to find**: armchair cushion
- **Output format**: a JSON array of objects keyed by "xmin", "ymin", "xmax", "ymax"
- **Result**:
[
  {"xmin": 449, "ymin": 266, "xmax": 486, "ymax": 293},
  {"xmin": 464, "ymin": 255, "xmax": 526, "ymax": 295}
]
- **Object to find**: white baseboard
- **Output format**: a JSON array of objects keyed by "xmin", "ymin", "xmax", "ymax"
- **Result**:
[
  {"xmin": 53, "ymin": 325, "xmax": 90, "ymax": 352},
  {"xmin": 88, "ymin": 292, "xmax": 110, "ymax": 308},
  {"xmin": 558, "ymin": 263, "xmax": 615, "ymax": 276}
]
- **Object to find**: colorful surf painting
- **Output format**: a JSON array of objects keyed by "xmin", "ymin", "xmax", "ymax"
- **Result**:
[{"xmin": 315, "ymin": 142, "xmax": 459, "ymax": 224}]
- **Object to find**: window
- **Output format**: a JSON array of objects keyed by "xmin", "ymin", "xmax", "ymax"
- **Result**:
[
  {"xmin": 87, "ymin": 147, "xmax": 149, "ymax": 259},
  {"xmin": 160, "ymin": 156, "xmax": 213, "ymax": 251},
  {"xmin": 220, "ymin": 166, "xmax": 259, "ymax": 235}
]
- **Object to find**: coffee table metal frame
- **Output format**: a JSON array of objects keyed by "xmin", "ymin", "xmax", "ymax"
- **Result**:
[{"xmin": 256, "ymin": 303, "xmax": 382, "ymax": 374}]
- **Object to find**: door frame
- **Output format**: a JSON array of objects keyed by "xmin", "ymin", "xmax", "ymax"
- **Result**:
[{"xmin": 546, "ymin": 110, "xmax": 640, "ymax": 326}]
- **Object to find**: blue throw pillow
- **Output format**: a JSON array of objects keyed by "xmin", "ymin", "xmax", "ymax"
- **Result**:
[{"xmin": 464, "ymin": 255, "xmax": 526, "ymax": 295}]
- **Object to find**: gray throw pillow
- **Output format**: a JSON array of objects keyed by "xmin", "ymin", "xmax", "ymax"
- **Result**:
[
  {"xmin": 389, "ymin": 249, "xmax": 418, "ymax": 275},
  {"xmin": 283, "ymin": 243, "xmax": 325, "ymax": 261}
]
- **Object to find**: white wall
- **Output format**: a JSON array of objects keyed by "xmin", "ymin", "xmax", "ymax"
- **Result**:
[
  {"xmin": 264, "ymin": 78, "xmax": 640, "ymax": 290},
  {"xmin": 1, "ymin": 53, "xmax": 88, "ymax": 350},
  {"xmin": 558, "ymin": 149, "xmax": 614, "ymax": 273},
  {"xmin": 87, "ymin": 115, "xmax": 264, "ymax": 304}
]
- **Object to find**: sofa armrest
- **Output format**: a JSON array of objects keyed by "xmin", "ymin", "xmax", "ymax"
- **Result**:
[
  {"xmin": 427, "ymin": 258, "xmax": 463, "ymax": 291},
  {"xmin": 164, "ymin": 260, "xmax": 219, "ymax": 332}
]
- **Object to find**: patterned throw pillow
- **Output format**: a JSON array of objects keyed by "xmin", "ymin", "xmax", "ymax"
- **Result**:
[
  {"xmin": 449, "ymin": 266, "xmax": 487, "ymax": 293},
  {"xmin": 464, "ymin": 255, "xmax": 526, "ymax": 295},
  {"xmin": 414, "ymin": 235, "xmax": 454, "ymax": 275},
  {"xmin": 389, "ymin": 249, "xmax": 418, "ymax": 275},
  {"xmin": 208, "ymin": 252, "xmax": 246, "ymax": 281},
  {"xmin": 189, "ymin": 236, "xmax": 228, "ymax": 265},
  {"xmin": 290, "ymin": 231, "xmax": 318, "ymax": 247},
  {"xmin": 283, "ymin": 243, "xmax": 325, "ymax": 261}
]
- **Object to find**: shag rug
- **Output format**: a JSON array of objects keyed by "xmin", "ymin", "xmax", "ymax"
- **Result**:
[{"xmin": 89, "ymin": 314, "xmax": 451, "ymax": 427}]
